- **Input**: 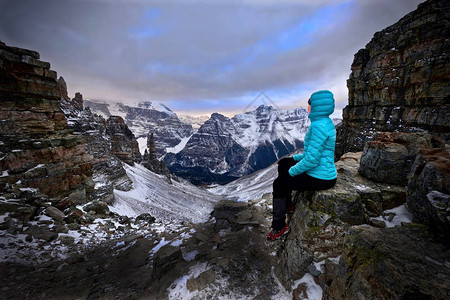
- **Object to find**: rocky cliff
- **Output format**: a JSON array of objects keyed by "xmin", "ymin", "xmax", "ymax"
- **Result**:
[
  {"xmin": 336, "ymin": 0, "xmax": 450, "ymax": 158},
  {"xmin": 60, "ymin": 88, "xmax": 132, "ymax": 204},
  {"xmin": 0, "ymin": 41, "xmax": 93, "ymax": 217},
  {"xmin": 275, "ymin": 1, "xmax": 450, "ymax": 297},
  {"xmin": 106, "ymin": 116, "xmax": 142, "ymax": 165},
  {"xmin": 276, "ymin": 147, "xmax": 449, "ymax": 299}
]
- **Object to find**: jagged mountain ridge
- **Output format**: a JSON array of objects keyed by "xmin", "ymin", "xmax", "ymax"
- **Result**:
[
  {"xmin": 84, "ymin": 100, "xmax": 194, "ymax": 157},
  {"xmin": 165, "ymin": 105, "xmax": 309, "ymax": 184}
]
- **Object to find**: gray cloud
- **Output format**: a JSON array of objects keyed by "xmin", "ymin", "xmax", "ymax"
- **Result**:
[{"xmin": 0, "ymin": 0, "xmax": 424, "ymax": 115}]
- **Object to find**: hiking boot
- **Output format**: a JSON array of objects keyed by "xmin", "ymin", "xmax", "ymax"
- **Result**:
[
  {"xmin": 266, "ymin": 224, "xmax": 291, "ymax": 241},
  {"xmin": 287, "ymin": 204, "xmax": 295, "ymax": 214}
]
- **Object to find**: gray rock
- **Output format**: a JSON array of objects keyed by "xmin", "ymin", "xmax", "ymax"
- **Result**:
[
  {"xmin": 370, "ymin": 219, "xmax": 387, "ymax": 228},
  {"xmin": 325, "ymin": 225, "xmax": 450, "ymax": 299},
  {"xmin": 45, "ymin": 206, "xmax": 65, "ymax": 221},
  {"xmin": 407, "ymin": 149, "xmax": 450, "ymax": 237},
  {"xmin": 10, "ymin": 205, "xmax": 36, "ymax": 222},
  {"xmin": 59, "ymin": 235, "xmax": 75, "ymax": 245},
  {"xmin": 307, "ymin": 264, "xmax": 322, "ymax": 277},
  {"xmin": 152, "ymin": 244, "xmax": 182, "ymax": 280},
  {"xmin": 83, "ymin": 201, "xmax": 109, "ymax": 215},
  {"xmin": 359, "ymin": 132, "xmax": 444, "ymax": 185},
  {"xmin": 186, "ymin": 268, "xmax": 216, "ymax": 292},
  {"xmin": 24, "ymin": 225, "xmax": 58, "ymax": 242},
  {"xmin": 212, "ymin": 200, "xmax": 248, "ymax": 230},
  {"xmin": 135, "ymin": 213, "xmax": 155, "ymax": 224}
]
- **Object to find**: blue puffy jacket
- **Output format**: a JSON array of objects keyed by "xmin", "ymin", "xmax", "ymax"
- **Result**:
[{"xmin": 288, "ymin": 90, "xmax": 337, "ymax": 180}]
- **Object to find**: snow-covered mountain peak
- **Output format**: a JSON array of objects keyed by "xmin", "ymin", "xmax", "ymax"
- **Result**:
[
  {"xmin": 255, "ymin": 104, "xmax": 274, "ymax": 113},
  {"xmin": 210, "ymin": 112, "xmax": 230, "ymax": 121},
  {"xmin": 178, "ymin": 115, "xmax": 209, "ymax": 130},
  {"xmin": 165, "ymin": 105, "xmax": 310, "ymax": 184},
  {"xmin": 136, "ymin": 101, "xmax": 176, "ymax": 116}
]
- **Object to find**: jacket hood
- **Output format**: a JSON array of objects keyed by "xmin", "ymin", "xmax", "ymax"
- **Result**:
[{"xmin": 308, "ymin": 90, "xmax": 335, "ymax": 120}]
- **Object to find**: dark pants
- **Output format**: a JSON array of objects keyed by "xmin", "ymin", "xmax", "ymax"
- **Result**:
[{"xmin": 272, "ymin": 157, "xmax": 336, "ymax": 230}]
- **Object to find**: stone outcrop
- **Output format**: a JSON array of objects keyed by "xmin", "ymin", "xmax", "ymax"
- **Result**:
[
  {"xmin": 275, "ymin": 152, "xmax": 406, "ymax": 288},
  {"xmin": 106, "ymin": 116, "xmax": 141, "ymax": 165},
  {"xmin": 336, "ymin": 0, "xmax": 450, "ymax": 158},
  {"xmin": 276, "ymin": 149, "xmax": 449, "ymax": 298},
  {"xmin": 57, "ymin": 76, "xmax": 69, "ymax": 101},
  {"xmin": 60, "ymin": 90, "xmax": 132, "ymax": 203},
  {"xmin": 407, "ymin": 148, "xmax": 450, "ymax": 237},
  {"xmin": 359, "ymin": 131, "xmax": 445, "ymax": 185},
  {"xmin": 0, "ymin": 41, "xmax": 93, "ymax": 213},
  {"xmin": 152, "ymin": 244, "xmax": 182, "ymax": 280},
  {"xmin": 326, "ymin": 225, "xmax": 450, "ymax": 299},
  {"xmin": 142, "ymin": 133, "xmax": 172, "ymax": 180}
]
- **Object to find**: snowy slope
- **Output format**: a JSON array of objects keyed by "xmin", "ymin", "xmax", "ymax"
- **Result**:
[
  {"xmin": 208, "ymin": 160, "xmax": 278, "ymax": 202},
  {"xmin": 111, "ymin": 163, "xmax": 224, "ymax": 223}
]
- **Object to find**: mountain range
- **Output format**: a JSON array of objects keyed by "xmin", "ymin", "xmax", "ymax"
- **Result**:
[{"xmin": 85, "ymin": 100, "xmax": 310, "ymax": 184}]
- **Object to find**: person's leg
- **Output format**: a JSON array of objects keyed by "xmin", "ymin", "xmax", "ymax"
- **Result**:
[
  {"xmin": 272, "ymin": 177, "xmax": 291, "ymax": 230},
  {"xmin": 272, "ymin": 158, "xmax": 298, "ymax": 229},
  {"xmin": 291, "ymin": 173, "xmax": 337, "ymax": 192}
]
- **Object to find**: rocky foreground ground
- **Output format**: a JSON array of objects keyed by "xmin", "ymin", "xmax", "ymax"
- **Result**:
[{"xmin": 0, "ymin": 197, "xmax": 289, "ymax": 299}]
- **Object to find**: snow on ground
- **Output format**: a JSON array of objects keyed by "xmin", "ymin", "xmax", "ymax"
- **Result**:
[
  {"xmin": 166, "ymin": 135, "xmax": 192, "ymax": 154},
  {"xmin": 168, "ymin": 263, "xmax": 290, "ymax": 300},
  {"xmin": 292, "ymin": 273, "xmax": 323, "ymax": 300},
  {"xmin": 371, "ymin": 204, "xmax": 413, "ymax": 227},
  {"xmin": 107, "ymin": 103, "xmax": 128, "ymax": 119},
  {"xmin": 208, "ymin": 163, "xmax": 277, "ymax": 202},
  {"xmin": 112, "ymin": 163, "xmax": 224, "ymax": 223},
  {"xmin": 137, "ymin": 137, "xmax": 148, "ymax": 155}
]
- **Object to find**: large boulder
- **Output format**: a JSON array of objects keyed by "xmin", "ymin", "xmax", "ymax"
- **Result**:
[
  {"xmin": 275, "ymin": 152, "xmax": 406, "ymax": 289},
  {"xmin": 152, "ymin": 244, "xmax": 182, "ymax": 280},
  {"xmin": 106, "ymin": 116, "xmax": 142, "ymax": 165},
  {"xmin": 407, "ymin": 149, "xmax": 450, "ymax": 237},
  {"xmin": 212, "ymin": 200, "xmax": 249, "ymax": 230},
  {"xmin": 326, "ymin": 225, "xmax": 450, "ymax": 299},
  {"xmin": 359, "ymin": 132, "xmax": 445, "ymax": 185}
]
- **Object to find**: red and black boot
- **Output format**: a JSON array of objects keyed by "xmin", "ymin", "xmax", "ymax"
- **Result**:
[{"xmin": 266, "ymin": 224, "xmax": 291, "ymax": 241}]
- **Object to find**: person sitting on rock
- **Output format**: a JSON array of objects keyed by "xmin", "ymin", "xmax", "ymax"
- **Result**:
[{"xmin": 267, "ymin": 90, "xmax": 338, "ymax": 241}]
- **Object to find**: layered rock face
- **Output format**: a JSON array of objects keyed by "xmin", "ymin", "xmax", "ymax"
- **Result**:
[
  {"xmin": 60, "ymin": 89, "xmax": 132, "ymax": 203},
  {"xmin": 359, "ymin": 131, "xmax": 445, "ymax": 185},
  {"xmin": 326, "ymin": 225, "xmax": 449, "ymax": 299},
  {"xmin": 336, "ymin": 0, "xmax": 450, "ymax": 158},
  {"xmin": 106, "ymin": 116, "xmax": 142, "ymax": 165},
  {"xmin": 407, "ymin": 148, "xmax": 450, "ymax": 236},
  {"xmin": 0, "ymin": 41, "xmax": 93, "ymax": 208}
]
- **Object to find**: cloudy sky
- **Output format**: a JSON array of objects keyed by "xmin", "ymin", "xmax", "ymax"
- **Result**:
[{"xmin": 0, "ymin": 0, "xmax": 423, "ymax": 117}]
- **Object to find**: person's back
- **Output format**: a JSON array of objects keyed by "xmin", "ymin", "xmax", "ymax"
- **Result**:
[
  {"xmin": 267, "ymin": 90, "xmax": 337, "ymax": 241},
  {"xmin": 290, "ymin": 90, "xmax": 337, "ymax": 180}
]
